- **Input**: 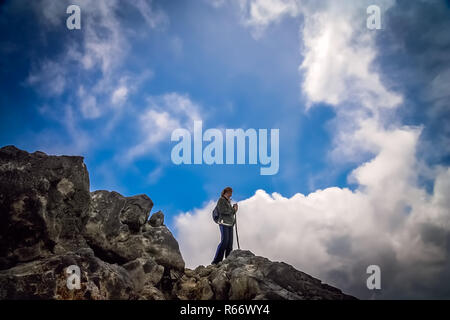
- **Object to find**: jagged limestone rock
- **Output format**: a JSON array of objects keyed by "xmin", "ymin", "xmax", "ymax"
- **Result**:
[
  {"xmin": 0, "ymin": 145, "xmax": 90, "ymax": 269},
  {"xmin": 0, "ymin": 248, "xmax": 134, "ymax": 300},
  {"xmin": 148, "ymin": 210, "xmax": 164, "ymax": 227},
  {"xmin": 84, "ymin": 190, "xmax": 185, "ymax": 271},
  {"xmin": 173, "ymin": 250, "xmax": 357, "ymax": 300},
  {"xmin": 0, "ymin": 146, "xmax": 183, "ymax": 299}
]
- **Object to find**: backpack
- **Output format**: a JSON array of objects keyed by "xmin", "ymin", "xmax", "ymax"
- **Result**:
[{"xmin": 212, "ymin": 206, "xmax": 220, "ymax": 224}]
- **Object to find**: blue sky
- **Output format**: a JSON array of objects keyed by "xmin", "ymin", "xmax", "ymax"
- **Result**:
[{"xmin": 1, "ymin": 0, "xmax": 449, "ymax": 299}]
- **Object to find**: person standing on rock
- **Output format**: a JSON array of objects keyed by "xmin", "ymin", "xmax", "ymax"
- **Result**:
[{"xmin": 211, "ymin": 187, "xmax": 238, "ymax": 265}]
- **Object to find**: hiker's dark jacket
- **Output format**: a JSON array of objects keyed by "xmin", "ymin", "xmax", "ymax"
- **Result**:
[{"xmin": 217, "ymin": 195, "xmax": 236, "ymax": 226}]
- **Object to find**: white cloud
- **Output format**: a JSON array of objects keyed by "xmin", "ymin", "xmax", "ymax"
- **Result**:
[
  {"xmin": 77, "ymin": 85, "xmax": 101, "ymax": 119},
  {"xmin": 298, "ymin": 0, "xmax": 402, "ymax": 111},
  {"xmin": 130, "ymin": 0, "xmax": 169, "ymax": 28},
  {"xmin": 111, "ymin": 86, "xmax": 129, "ymax": 106},
  {"xmin": 237, "ymin": 0, "xmax": 301, "ymax": 38},
  {"xmin": 237, "ymin": 0, "xmax": 402, "ymax": 110},
  {"xmin": 29, "ymin": 0, "xmax": 161, "ymax": 119},
  {"xmin": 235, "ymin": 0, "xmax": 401, "ymax": 107},
  {"xmin": 126, "ymin": 109, "xmax": 181, "ymax": 161},
  {"xmin": 26, "ymin": 0, "xmax": 162, "ymax": 159},
  {"xmin": 33, "ymin": 0, "xmax": 68, "ymax": 27}
]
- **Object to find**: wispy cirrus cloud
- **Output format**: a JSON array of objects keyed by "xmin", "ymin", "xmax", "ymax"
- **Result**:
[
  {"xmin": 123, "ymin": 92, "xmax": 204, "ymax": 163},
  {"xmin": 25, "ymin": 0, "xmax": 164, "ymax": 150},
  {"xmin": 177, "ymin": 0, "xmax": 450, "ymax": 299}
]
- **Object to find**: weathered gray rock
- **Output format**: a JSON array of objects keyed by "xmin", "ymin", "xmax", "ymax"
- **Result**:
[
  {"xmin": 173, "ymin": 250, "xmax": 357, "ymax": 300},
  {"xmin": 142, "ymin": 224, "xmax": 185, "ymax": 271},
  {"xmin": 83, "ymin": 190, "xmax": 151, "ymax": 263},
  {"xmin": 0, "ymin": 145, "xmax": 90, "ymax": 270},
  {"xmin": 0, "ymin": 145, "xmax": 182, "ymax": 299},
  {"xmin": 84, "ymin": 190, "xmax": 185, "ymax": 272},
  {"xmin": 123, "ymin": 257, "xmax": 165, "ymax": 290},
  {"xmin": 0, "ymin": 248, "xmax": 135, "ymax": 300},
  {"xmin": 148, "ymin": 210, "xmax": 164, "ymax": 227},
  {"xmin": 0, "ymin": 145, "xmax": 356, "ymax": 300}
]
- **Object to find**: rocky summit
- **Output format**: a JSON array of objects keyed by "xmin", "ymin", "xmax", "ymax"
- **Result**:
[{"xmin": 0, "ymin": 145, "xmax": 356, "ymax": 300}]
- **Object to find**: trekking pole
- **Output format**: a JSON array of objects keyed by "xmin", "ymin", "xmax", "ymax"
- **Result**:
[{"xmin": 235, "ymin": 211, "xmax": 241, "ymax": 250}]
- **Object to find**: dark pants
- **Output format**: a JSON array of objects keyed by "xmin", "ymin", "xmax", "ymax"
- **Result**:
[{"xmin": 212, "ymin": 224, "xmax": 233, "ymax": 264}]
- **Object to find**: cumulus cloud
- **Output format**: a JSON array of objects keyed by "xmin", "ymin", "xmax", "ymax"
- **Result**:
[
  {"xmin": 130, "ymin": 0, "xmax": 169, "ymax": 28},
  {"xmin": 175, "ymin": 0, "xmax": 450, "ymax": 299},
  {"xmin": 64, "ymin": 0, "xmax": 154, "ymax": 118},
  {"xmin": 176, "ymin": 165, "xmax": 450, "ymax": 299},
  {"xmin": 299, "ymin": 1, "xmax": 402, "ymax": 110},
  {"xmin": 28, "ymin": 0, "xmax": 127, "ymax": 98},
  {"xmin": 77, "ymin": 85, "xmax": 101, "ymax": 119}
]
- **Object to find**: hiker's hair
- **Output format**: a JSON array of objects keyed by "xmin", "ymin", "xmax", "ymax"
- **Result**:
[{"xmin": 221, "ymin": 187, "xmax": 233, "ymax": 197}]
